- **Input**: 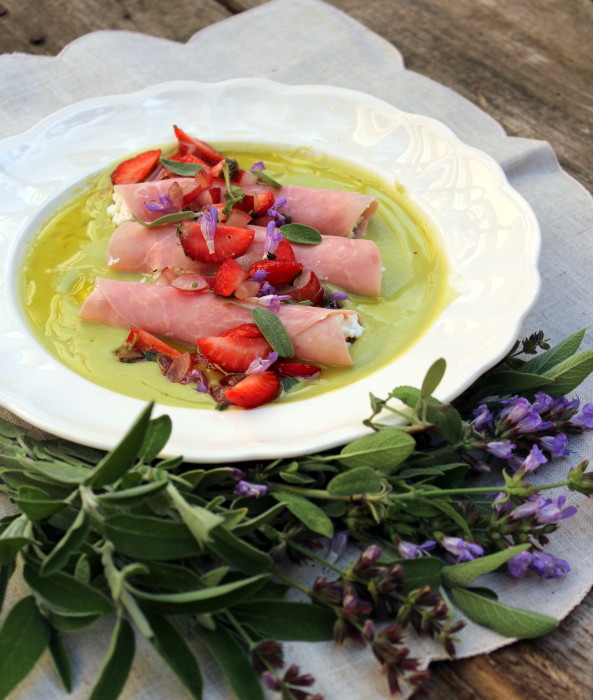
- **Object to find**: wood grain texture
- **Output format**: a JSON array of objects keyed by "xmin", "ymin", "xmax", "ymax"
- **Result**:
[{"xmin": 1, "ymin": 1, "xmax": 593, "ymax": 699}]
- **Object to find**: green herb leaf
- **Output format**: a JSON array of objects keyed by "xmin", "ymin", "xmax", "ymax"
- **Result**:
[
  {"xmin": 85, "ymin": 403, "xmax": 153, "ymax": 488},
  {"xmin": 194, "ymin": 624, "xmax": 265, "ymax": 700},
  {"xmin": 132, "ymin": 211, "xmax": 198, "ymax": 228},
  {"xmin": 420, "ymin": 358, "xmax": 446, "ymax": 398},
  {"xmin": 232, "ymin": 600, "xmax": 334, "ymax": 641},
  {"xmin": 48, "ymin": 628, "xmax": 72, "ymax": 692},
  {"xmin": 477, "ymin": 370, "xmax": 553, "ymax": 392},
  {"xmin": 208, "ymin": 527, "xmax": 273, "ymax": 574},
  {"xmin": 0, "ymin": 563, "xmax": 15, "ymax": 613},
  {"xmin": 327, "ymin": 467, "xmax": 382, "ymax": 496},
  {"xmin": 97, "ymin": 480, "xmax": 168, "ymax": 506},
  {"xmin": 425, "ymin": 403, "xmax": 463, "ymax": 444},
  {"xmin": 451, "ymin": 586, "xmax": 558, "ymax": 638},
  {"xmin": 139, "ymin": 415, "xmax": 173, "ymax": 462},
  {"xmin": 143, "ymin": 611, "xmax": 203, "ymax": 699},
  {"xmin": 233, "ymin": 502, "xmax": 287, "ymax": 536},
  {"xmin": 281, "ymin": 377, "xmax": 299, "ymax": 392},
  {"xmin": 251, "ymin": 306, "xmax": 294, "ymax": 357},
  {"xmin": 519, "ymin": 329, "xmax": 585, "ymax": 375},
  {"xmin": 128, "ymin": 574, "xmax": 268, "ymax": 615},
  {"xmin": 254, "ymin": 170, "xmax": 282, "ymax": 187},
  {"xmin": 279, "ymin": 223, "xmax": 322, "ymax": 245},
  {"xmin": 0, "ymin": 538, "xmax": 32, "ymax": 566},
  {"xmin": 89, "ymin": 616, "xmax": 135, "ymax": 700},
  {"xmin": 272, "ymin": 490, "xmax": 334, "ymax": 538},
  {"xmin": 399, "ymin": 557, "xmax": 444, "ymax": 591},
  {"xmin": 442, "ymin": 544, "xmax": 530, "ymax": 586},
  {"xmin": 542, "ymin": 349, "xmax": 593, "ymax": 397},
  {"xmin": 337, "ymin": 429, "xmax": 415, "ymax": 472},
  {"xmin": 14, "ymin": 494, "xmax": 68, "ymax": 520},
  {"xmin": 167, "ymin": 483, "xmax": 225, "ymax": 546},
  {"xmin": 40, "ymin": 508, "xmax": 91, "ymax": 577},
  {"xmin": 103, "ymin": 513, "xmax": 201, "ymax": 561},
  {"xmin": 23, "ymin": 564, "xmax": 115, "ymax": 616},
  {"xmin": 160, "ymin": 157, "xmax": 205, "ymax": 176},
  {"xmin": 131, "ymin": 562, "xmax": 203, "ymax": 592},
  {"xmin": 0, "ymin": 596, "xmax": 50, "ymax": 698}
]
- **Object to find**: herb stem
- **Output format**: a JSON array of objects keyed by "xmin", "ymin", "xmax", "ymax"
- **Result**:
[
  {"xmin": 285, "ymin": 541, "xmax": 347, "ymax": 576},
  {"xmin": 224, "ymin": 610, "xmax": 254, "ymax": 648},
  {"xmin": 271, "ymin": 569, "xmax": 310, "ymax": 595},
  {"xmin": 391, "ymin": 480, "xmax": 571, "ymax": 501}
]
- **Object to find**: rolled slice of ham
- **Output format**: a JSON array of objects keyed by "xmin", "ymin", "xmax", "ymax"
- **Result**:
[
  {"xmin": 107, "ymin": 223, "xmax": 382, "ymax": 296},
  {"xmin": 80, "ymin": 279, "xmax": 360, "ymax": 366},
  {"xmin": 112, "ymin": 178, "xmax": 378, "ymax": 237}
]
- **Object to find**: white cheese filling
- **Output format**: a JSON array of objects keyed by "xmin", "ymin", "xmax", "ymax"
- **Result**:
[
  {"xmin": 106, "ymin": 191, "xmax": 132, "ymax": 226},
  {"xmin": 340, "ymin": 313, "xmax": 364, "ymax": 339}
]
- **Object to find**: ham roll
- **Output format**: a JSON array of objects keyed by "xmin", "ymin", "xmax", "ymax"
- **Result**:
[
  {"xmin": 111, "ymin": 179, "xmax": 378, "ymax": 237},
  {"xmin": 80, "ymin": 279, "xmax": 362, "ymax": 366},
  {"xmin": 107, "ymin": 223, "xmax": 382, "ymax": 296}
]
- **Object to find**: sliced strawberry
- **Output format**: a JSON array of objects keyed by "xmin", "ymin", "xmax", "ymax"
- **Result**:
[
  {"xmin": 251, "ymin": 192, "xmax": 275, "ymax": 216},
  {"xmin": 125, "ymin": 328, "xmax": 181, "ymax": 359},
  {"xmin": 221, "ymin": 323, "xmax": 263, "ymax": 339},
  {"xmin": 248, "ymin": 259, "xmax": 303, "ymax": 286},
  {"xmin": 179, "ymin": 222, "xmax": 255, "ymax": 263},
  {"xmin": 272, "ymin": 238, "xmax": 296, "ymax": 261},
  {"xmin": 197, "ymin": 334, "xmax": 272, "ymax": 373},
  {"xmin": 280, "ymin": 269, "xmax": 324, "ymax": 306},
  {"xmin": 275, "ymin": 361, "xmax": 321, "ymax": 379},
  {"xmin": 213, "ymin": 259, "xmax": 249, "ymax": 297},
  {"xmin": 225, "ymin": 371, "xmax": 280, "ymax": 409},
  {"xmin": 173, "ymin": 125, "xmax": 224, "ymax": 165},
  {"xmin": 111, "ymin": 149, "xmax": 162, "ymax": 185}
]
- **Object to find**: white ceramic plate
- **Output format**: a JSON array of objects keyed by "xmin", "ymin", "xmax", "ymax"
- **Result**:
[{"xmin": 0, "ymin": 79, "xmax": 540, "ymax": 462}]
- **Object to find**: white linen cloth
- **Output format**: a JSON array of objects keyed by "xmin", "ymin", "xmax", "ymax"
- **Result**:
[{"xmin": 1, "ymin": 1, "xmax": 592, "ymax": 698}]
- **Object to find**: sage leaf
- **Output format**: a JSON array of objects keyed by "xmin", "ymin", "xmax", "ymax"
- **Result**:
[
  {"xmin": 327, "ymin": 467, "xmax": 382, "ymax": 496},
  {"xmin": 281, "ymin": 376, "xmax": 299, "ymax": 392},
  {"xmin": 520, "ymin": 329, "xmax": 584, "ymax": 375},
  {"xmin": 23, "ymin": 564, "xmax": 115, "ymax": 616},
  {"xmin": 233, "ymin": 502, "xmax": 287, "ymax": 536},
  {"xmin": 143, "ymin": 611, "xmax": 203, "ymax": 699},
  {"xmin": 132, "ymin": 210, "xmax": 198, "ymax": 227},
  {"xmin": 272, "ymin": 490, "xmax": 334, "ymax": 538},
  {"xmin": 0, "ymin": 562, "xmax": 15, "ymax": 613},
  {"xmin": 194, "ymin": 624, "xmax": 265, "ymax": 700},
  {"xmin": 477, "ymin": 370, "xmax": 553, "ymax": 392},
  {"xmin": 542, "ymin": 349, "xmax": 593, "ymax": 397},
  {"xmin": 442, "ymin": 544, "xmax": 530, "ymax": 586},
  {"xmin": 420, "ymin": 358, "xmax": 446, "ymax": 398},
  {"xmin": 399, "ymin": 557, "xmax": 443, "ymax": 591},
  {"xmin": 160, "ymin": 156, "xmax": 205, "ymax": 176},
  {"xmin": 85, "ymin": 403, "xmax": 153, "ymax": 488},
  {"xmin": 167, "ymin": 484, "xmax": 225, "ymax": 545},
  {"xmin": 89, "ymin": 616, "xmax": 135, "ymax": 700},
  {"xmin": 97, "ymin": 479, "xmax": 168, "ymax": 506},
  {"xmin": 103, "ymin": 513, "xmax": 201, "ymax": 561},
  {"xmin": 48, "ymin": 628, "xmax": 72, "ymax": 692},
  {"xmin": 232, "ymin": 600, "xmax": 334, "ymax": 641},
  {"xmin": 40, "ymin": 508, "xmax": 91, "ymax": 577},
  {"xmin": 14, "ymin": 495, "xmax": 67, "ymax": 520},
  {"xmin": 208, "ymin": 527, "xmax": 273, "ymax": 574},
  {"xmin": 139, "ymin": 415, "xmax": 173, "ymax": 462},
  {"xmin": 131, "ymin": 562, "xmax": 203, "ymax": 592},
  {"xmin": 338, "ymin": 429, "xmax": 415, "ymax": 472},
  {"xmin": 128, "ymin": 574, "xmax": 267, "ymax": 615},
  {"xmin": 420, "ymin": 498, "xmax": 472, "ymax": 537},
  {"xmin": 279, "ymin": 223, "xmax": 322, "ymax": 245},
  {"xmin": 425, "ymin": 403, "xmax": 463, "ymax": 444},
  {"xmin": 0, "ymin": 597, "xmax": 50, "ymax": 699},
  {"xmin": 21, "ymin": 456, "xmax": 91, "ymax": 485},
  {"xmin": 254, "ymin": 170, "xmax": 282, "ymax": 187},
  {"xmin": 451, "ymin": 586, "xmax": 558, "ymax": 638},
  {"xmin": 48, "ymin": 612, "xmax": 100, "ymax": 633},
  {"xmin": 0, "ymin": 537, "xmax": 31, "ymax": 566},
  {"xmin": 251, "ymin": 306, "xmax": 294, "ymax": 357}
]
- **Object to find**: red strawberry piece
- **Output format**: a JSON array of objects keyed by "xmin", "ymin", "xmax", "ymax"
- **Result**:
[
  {"xmin": 273, "ymin": 238, "xmax": 296, "ymax": 261},
  {"xmin": 226, "ymin": 208, "xmax": 253, "ymax": 229},
  {"xmin": 179, "ymin": 222, "xmax": 255, "ymax": 264},
  {"xmin": 248, "ymin": 259, "xmax": 303, "ymax": 286},
  {"xmin": 221, "ymin": 323, "xmax": 263, "ymax": 339},
  {"xmin": 225, "ymin": 371, "xmax": 280, "ymax": 409},
  {"xmin": 125, "ymin": 328, "xmax": 181, "ymax": 360},
  {"xmin": 281, "ymin": 269, "xmax": 324, "ymax": 306},
  {"xmin": 251, "ymin": 192, "xmax": 275, "ymax": 216},
  {"xmin": 275, "ymin": 361, "xmax": 321, "ymax": 379},
  {"xmin": 173, "ymin": 125, "xmax": 224, "ymax": 165},
  {"xmin": 213, "ymin": 259, "xmax": 249, "ymax": 297},
  {"xmin": 111, "ymin": 149, "xmax": 162, "ymax": 185},
  {"xmin": 197, "ymin": 334, "xmax": 272, "ymax": 373}
]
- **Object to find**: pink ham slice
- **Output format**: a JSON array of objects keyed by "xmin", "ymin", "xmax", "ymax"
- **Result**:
[
  {"xmin": 107, "ymin": 224, "xmax": 382, "ymax": 296},
  {"xmin": 80, "ymin": 279, "xmax": 358, "ymax": 366},
  {"xmin": 114, "ymin": 178, "xmax": 378, "ymax": 237}
]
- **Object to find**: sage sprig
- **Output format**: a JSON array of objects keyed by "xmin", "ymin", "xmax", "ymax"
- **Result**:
[{"xmin": 0, "ymin": 329, "xmax": 592, "ymax": 699}]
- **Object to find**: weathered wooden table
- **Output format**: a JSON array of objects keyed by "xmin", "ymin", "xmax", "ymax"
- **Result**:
[{"xmin": 1, "ymin": 1, "xmax": 592, "ymax": 698}]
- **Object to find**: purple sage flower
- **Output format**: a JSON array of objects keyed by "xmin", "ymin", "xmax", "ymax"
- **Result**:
[
  {"xmin": 569, "ymin": 403, "xmax": 593, "ymax": 429},
  {"xmin": 539, "ymin": 433, "xmax": 570, "ymax": 457},
  {"xmin": 250, "ymin": 161, "xmax": 266, "ymax": 172},
  {"xmin": 441, "ymin": 536, "xmax": 484, "ymax": 563},
  {"xmin": 263, "ymin": 221, "xmax": 283, "ymax": 257},
  {"xmin": 509, "ymin": 494, "xmax": 547, "ymax": 520},
  {"xmin": 535, "ymin": 493, "xmax": 578, "ymax": 525},
  {"xmin": 471, "ymin": 404, "xmax": 494, "ymax": 431},
  {"xmin": 246, "ymin": 352, "xmax": 278, "ymax": 374},
  {"xmin": 507, "ymin": 550, "xmax": 533, "ymax": 578},
  {"xmin": 144, "ymin": 194, "xmax": 178, "ymax": 213},
  {"xmin": 517, "ymin": 444, "xmax": 548, "ymax": 474},
  {"xmin": 485, "ymin": 440, "xmax": 515, "ymax": 459},
  {"xmin": 326, "ymin": 291, "xmax": 349, "ymax": 309},
  {"xmin": 234, "ymin": 480, "xmax": 268, "ymax": 498},
  {"xmin": 397, "ymin": 540, "xmax": 437, "ymax": 559},
  {"xmin": 257, "ymin": 281, "xmax": 276, "ymax": 297},
  {"xmin": 261, "ymin": 672, "xmax": 281, "ymax": 692},
  {"xmin": 251, "ymin": 269, "xmax": 268, "ymax": 282},
  {"xmin": 509, "ymin": 550, "xmax": 570, "ymax": 579},
  {"xmin": 328, "ymin": 530, "xmax": 349, "ymax": 563},
  {"xmin": 257, "ymin": 294, "xmax": 291, "ymax": 313},
  {"xmin": 188, "ymin": 369, "xmax": 208, "ymax": 393},
  {"xmin": 499, "ymin": 396, "xmax": 551, "ymax": 434},
  {"xmin": 266, "ymin": 196, "xmax": 289, "ymax": 227},
  {"xmin": 200, "ymin": 205, "xmax": 218, "ymax": 254}
]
